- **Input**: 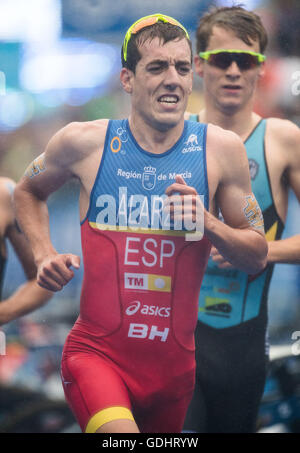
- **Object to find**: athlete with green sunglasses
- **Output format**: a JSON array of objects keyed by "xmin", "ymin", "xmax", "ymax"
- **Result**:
[{"xmin": 184, "ymin": 5, "xmax": 300, "ymax": 436}]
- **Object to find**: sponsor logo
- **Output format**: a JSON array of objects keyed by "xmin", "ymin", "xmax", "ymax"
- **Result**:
[
  {"xmin": 126, "ymin": 301, "xmax": 141, "ymax": 316},
  {"xmin": 117, "ymin": 169, "xmax": 142, "ymax": 180},
  {"xmin": 216, "ymin": 281, "xmax": 240, "ymax": 294},
  {"xmin": 128, "ymin": 323, "xmax": 169, "ymax": 342},
  {"xmin": 125, "ymin": 301, "xmax": 171, "ymax": 318},
  {"xmin": 248, "ymin": 159, "xmax": 259, "ymax": 180},
  {"xmin": 142, "ymin": 166, "xmax": 156, "ymax": 191},
  {"xmin": 206, "ymin": 303, "xmax": 232, "ymax": 314},
  {"xmin": 168, "ymin": 171, "xmax": 192, "ymax": 179},
  {"xmin": 116, "ymin": 170, "xmax": 193, "ymax": 182},
  {"xmin": 182, "ymin": 134, "xmax": 202, "ymax": 154},
  {"xmin": 124, "ymin": 272, "xmax": 171, "ymax": 292},
  {"xmin": 110, "ymin": 136, "xmax": 121, "ymax": 153},
  {"xmin": 199, "ymin": 296, "xmax": 232, "ymax": 316},
  {"xmin": 110, "ymin": 128, "xmax": 129, "ymax": 154},
  {"xmin": 93, "ymin": 187, "xmax": 204, "ymax": 241},
  {"xmin": 185, "ymin": 134, "xmax": 198, "ymax": 146},
  {"xmin": 117, "ymin": 127, "xmax": 129, "ymax": 143}
]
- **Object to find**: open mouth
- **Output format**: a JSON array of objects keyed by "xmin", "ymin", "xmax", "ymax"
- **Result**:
[
  {"xmin": 222, "ymin": 85, "xmax": 241, "ymax": 90},
  {"xmin": 158, "ymin": 95, "xmax": 179, "ymax": 104}
]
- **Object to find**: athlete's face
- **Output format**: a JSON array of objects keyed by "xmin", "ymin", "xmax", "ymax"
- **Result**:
[
  {"xmin": 195, "ymin": 26, "xmax": 265, "ymax": 114},
  {"xmin": 121, "ymin": 37, "xmax": 193, "ymax": 131}
]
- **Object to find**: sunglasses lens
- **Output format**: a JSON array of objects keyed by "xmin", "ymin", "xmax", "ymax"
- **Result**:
[
  {"xmin": 209, "ymin": 53, "xmax": 232, "ymax": 69},
  {"xmin": 236, "ymin": 54, "xmax": 258, "ymax": 70},
  {"xmin": 208, "ymin": 52, "xmax": 260, "ymax": 70}
]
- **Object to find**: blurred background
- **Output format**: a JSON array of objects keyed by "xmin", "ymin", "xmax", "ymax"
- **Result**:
[{"xmin": 0, "ymin": 0, "xmax": 299, "ymax": 433}]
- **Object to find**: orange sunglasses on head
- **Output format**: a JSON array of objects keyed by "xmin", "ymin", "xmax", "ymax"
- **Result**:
[{"xmin": 122, "ymin": 13, "xmax": 189, "ymax": 62}]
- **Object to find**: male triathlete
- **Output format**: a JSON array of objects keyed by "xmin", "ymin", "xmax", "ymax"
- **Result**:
[
  {"xmin": 184, "ymin": 6, "xmax": 300, "ymax": 433},
  {"xmin": 14, "ymin": 14, "xmax": 267, "ymax": 433}
]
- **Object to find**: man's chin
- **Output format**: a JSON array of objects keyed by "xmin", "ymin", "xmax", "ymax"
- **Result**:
[
  {"xmin": 153, "ymin": 112, "xmax": 183, "ymax": 131},
  {"xmin": 218, "ymin": 100, "xmax": 243, "ymax": 115}
]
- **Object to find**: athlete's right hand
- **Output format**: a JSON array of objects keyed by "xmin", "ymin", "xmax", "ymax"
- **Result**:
[{"xmin": 36, "ymin": 253, "xmax": 80, "ymax": 292}]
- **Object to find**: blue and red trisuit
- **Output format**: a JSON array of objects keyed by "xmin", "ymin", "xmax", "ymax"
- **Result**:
[{"xmin": 61, "ymin": 119, "xmax": 211, "ymax": 433}]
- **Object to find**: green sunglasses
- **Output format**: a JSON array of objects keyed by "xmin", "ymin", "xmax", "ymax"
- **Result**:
[
  {"xmin": 199, "ymin": 49, "xmax": 266, "ymax": 71},
  {"xmin": 122, "ymin": 13, "xmax": 190, "ymax": 62}
]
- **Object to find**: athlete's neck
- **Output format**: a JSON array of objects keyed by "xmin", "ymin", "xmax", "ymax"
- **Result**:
[
  {"xmin": 128, "ymin": 114, "xmax": 185, "ymax": 154},
  {"xmin": 199, "ymin": 104, "xmax": 262, "ymax": 142}
]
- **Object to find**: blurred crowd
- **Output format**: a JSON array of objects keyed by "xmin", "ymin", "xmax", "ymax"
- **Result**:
[{"xmin": 1, "ymin": 0, "xmax": 300, "ymax": 181}]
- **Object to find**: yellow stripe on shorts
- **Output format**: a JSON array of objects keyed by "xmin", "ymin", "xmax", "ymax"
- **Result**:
[{"xmin": 85, "ymin": 406, "xmax": 134, "ymax": 433}]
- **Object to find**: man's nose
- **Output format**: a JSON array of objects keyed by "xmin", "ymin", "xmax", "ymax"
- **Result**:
[
  {"xmin": 225, "ymin": 61, "xmax": 242, "ymax": 78},
  {"xmin": 164, "ymin": 65, "xmax": 180, "ymax": 89}
]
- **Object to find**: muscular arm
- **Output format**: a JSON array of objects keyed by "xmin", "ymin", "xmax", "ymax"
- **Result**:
[
  {"xmin": 267, "ymin": 236, "xmax": 300, "ymax": 264},
  {"xmin": 14, "ymin": 123, "xmax": 86, "ymax": 292},
  {"xmin": 0, "ymin": 178, "xmax": 52, "ymax": 325},
  {"xmin": 206, "ymin": 128, "xmax": 267, "ymax": 273},
  {"xmin": 0, "ymin": 280, "xmax": 52, "ymax": 326},
  {"xmin": 166, "ymin": 126, "xmax": 268, "ymax": 274},
  {"xmin": 14, "ymin": 120, "xmax": 108, "ymax": 292}
]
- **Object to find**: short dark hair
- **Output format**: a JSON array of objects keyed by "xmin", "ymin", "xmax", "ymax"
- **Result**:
[
  {"xmin": 196, "ymin": 6, "xmax": 268, "ymax": 54},
  {"xmin": 121, "ymin": 21, "xmax": 193, "ymax": 73}
]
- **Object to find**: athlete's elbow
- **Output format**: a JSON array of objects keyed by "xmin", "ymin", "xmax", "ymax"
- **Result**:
[
  {"xmin": 247, "ymin": 239, "xmax": 268, "ymax": 275},
  {"xmin": 247, "ymin": 256, "xmax": 267, "ymax": 275}
]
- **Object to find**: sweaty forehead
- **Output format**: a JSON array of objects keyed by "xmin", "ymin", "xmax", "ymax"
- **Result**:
[{"xmin": 138, "ymin": 37, "xmax": 191, "ymax": 64}]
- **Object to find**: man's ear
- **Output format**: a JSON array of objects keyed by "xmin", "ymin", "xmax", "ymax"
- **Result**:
[
  {"xmin": 120, "ymin": 67, "xmax": 134, "ymax": 94},
  {"xmin": 194, "ymin": 55, "xmax": 204, "ymax": 78},
  {"xmin": 258, "ymin": 61, "xmax": 265, "ymax": 79}
]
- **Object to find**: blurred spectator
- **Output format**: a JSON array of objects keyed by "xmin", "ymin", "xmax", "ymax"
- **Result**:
[{"xmin": 274, "ymin": 0, "xmax": 300, "ymax": 57}]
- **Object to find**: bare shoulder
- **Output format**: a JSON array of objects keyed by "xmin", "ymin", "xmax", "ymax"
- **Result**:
[
  {"xmin": 207, "ymin": 123, "xmax": 246, "ymax": 159},
  {"xmin": 267, "ymin": 118, "xmax": 300, "ymax": 168},
  {"xmin": 61, "ymin": 119, "xmax": 109, "ymax": 147},
  {"xmin": 267, "ymin": 117, "xmax": 300, "ymax": 148},
  {"xmin": 49, "ymin": 119, "xmax": 109, "ymax": 160},
  {"xmin": 206, "ymin": 124, "xmax": 250, "ymax": 191}
]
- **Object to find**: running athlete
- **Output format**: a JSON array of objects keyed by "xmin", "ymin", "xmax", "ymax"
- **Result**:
[
  {"xmin": 183, "ymin": 6, "xmax": 300, "ymax": 433},
  {"xmin": 14, "ymin": 14, "xmax": 267, "ymax": 434},
  {"xmin": 0, "ymin": 177, "xmax": 51, "ymax": 325}
]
